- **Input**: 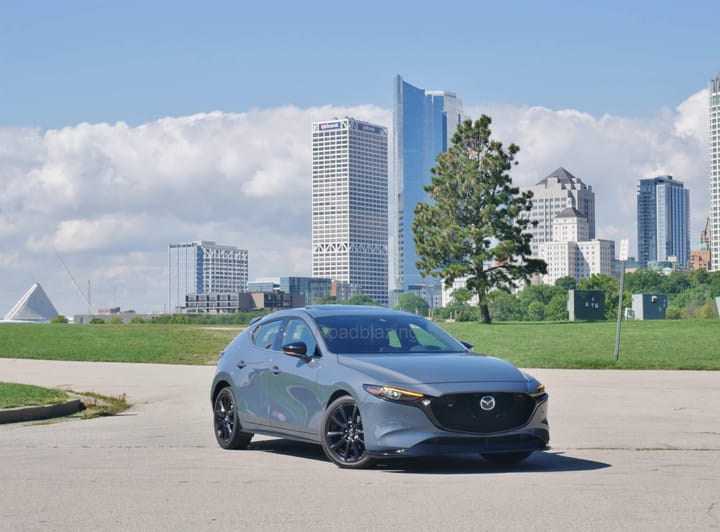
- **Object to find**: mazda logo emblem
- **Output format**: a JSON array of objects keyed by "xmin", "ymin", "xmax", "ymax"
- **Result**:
[{"xmin": 480, "ymin": 395, "xmax": 496, "ymax": 411}]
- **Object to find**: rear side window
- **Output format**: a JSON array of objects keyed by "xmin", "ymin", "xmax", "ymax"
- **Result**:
[{"xmin": 251, "ymin": 320, "xmax": 284, "ymax": 350}]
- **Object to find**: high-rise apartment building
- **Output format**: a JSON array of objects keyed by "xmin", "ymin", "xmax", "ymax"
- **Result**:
[
  {"xmin": 393, "ymin": 75, "xmax": 464, "ymax": 291},
  {"xmin": 312, "ymin": 117, "xmax": 388, "ymax": 305},
  {"xmin": 710, "ymin": 73, "xmax": 720, "ymax": 270},
  {"xmin": 168, "ymin": 241, "xmax": 248, "ymax": 311},
  {"xmin": 636, "ymin": 175, "xmax": 690, "ymax": 267},
  {"xmin": 537, "ymin": 208, "xmax": 614, "ymax": 285},
  {"xmin": 525, "ymin": 167, "xmax": 595, "ymax": 257}
]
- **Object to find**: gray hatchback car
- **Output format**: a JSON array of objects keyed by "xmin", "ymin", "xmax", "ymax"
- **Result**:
[{"xmin": 211, "ymin": 305, "xmax": 549, "ymax": 469}]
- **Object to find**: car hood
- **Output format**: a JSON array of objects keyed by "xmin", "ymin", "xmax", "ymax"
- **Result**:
[{"xmin": 336, "ymin": 352, "xmax": 527, "ymax": 385}]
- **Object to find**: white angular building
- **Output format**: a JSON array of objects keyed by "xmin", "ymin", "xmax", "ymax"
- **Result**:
[
  {"xmin": 525, "ymin": 167, "xmax": 596, "ymax": 257},
  {"xmin": 538, "ymin": 208, "xmax": 614, "ymax": 285},
  {"xmin": 3, "ymin": 283, "xmax": 59, "ymax": 322},
  {"xmin": 312, "ymin": 117, "xmax": 389, "ymax": 305}
]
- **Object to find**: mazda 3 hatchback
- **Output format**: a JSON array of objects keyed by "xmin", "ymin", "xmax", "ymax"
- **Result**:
[{"xmin": 211, "ymin": 305, "xmax": 549, "ymax": 469}]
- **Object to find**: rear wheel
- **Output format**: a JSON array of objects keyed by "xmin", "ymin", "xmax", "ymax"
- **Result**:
[
  {"xmin": 321, "ymin": 396, "xmax": 376, "ymax": 469},
  {"xmin": 481, "ymin": 451, "xmax": 532, "ymax": 464},
  {"xmin": 213, "ymin": 387, "xmax": 253, "ymax": 450}
]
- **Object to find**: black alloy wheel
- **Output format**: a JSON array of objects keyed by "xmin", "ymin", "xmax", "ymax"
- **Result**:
[
  {"xmin": 213, "ymin": 387, "xmax": 253, "ymax": 450},
  {"xmin": 321, "ymin": 396, "xmax": 376, "ymax": 469}
]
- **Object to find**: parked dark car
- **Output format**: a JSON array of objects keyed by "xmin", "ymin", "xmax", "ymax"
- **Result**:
[{"xmin": 211, "ymin": 305, "xmax": 549, "ymax": 468}]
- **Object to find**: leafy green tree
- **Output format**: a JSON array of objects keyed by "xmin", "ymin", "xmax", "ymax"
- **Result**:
[
  {"xmin": 487, "ymin": 290, "xmax": 523, "ymax": 321},
  {"xmin": 526, "ymin": 301, "xmax": 545, "ymax": 321},
  {"xmin": 413, "ymin": 116, "xmax": 546, "ymax": 324},
  {"xmin": 449, "ymin": 287, "xmax": 474, "ymax": 306},
  {"xmin": 50, "ymin": 314, "xmax": 69, "ymax": 324},
  {"xmin": 518, "ymin": 284, "xmax": 562, "ymax": 308},
  {"xmin": 625, "ymin": 269, "xmax": 665, "ymax": 294},
  {"xmin": 554, "ymin": 276, "xmax": 577, "ymax": 292},
  {"xmin": 546, "ymin": 293, "xmax": 569, "ymax": 321},
  {"xmin": 344, "ymin": 294, "xmax": 379, "ymax": 306},
  {"xmin": 395, "ymin": 293, "xmax": 429, "ymax": 316}
]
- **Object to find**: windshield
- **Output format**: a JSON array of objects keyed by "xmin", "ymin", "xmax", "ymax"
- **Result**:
[{"xmin": 315, "ymin": 314, "xmax": 468, "ymax": 355}]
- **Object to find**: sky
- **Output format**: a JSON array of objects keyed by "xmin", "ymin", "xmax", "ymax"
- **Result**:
[{"xmin": 0, "ymin": 0, "xmax": 718, "ymax": 316}]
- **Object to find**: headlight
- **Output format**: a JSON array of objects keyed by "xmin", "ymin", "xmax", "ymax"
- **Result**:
[
  {"xmin": 521, "ymin": 371, "xmax": 546, "ymax": 397},
  {"xmin": 530, "ymin": 383, "xmax": 546, "ymax": 397},
  {"xmin": 364, "ymin": 385, "xmax": 425, "ymax": 402}
]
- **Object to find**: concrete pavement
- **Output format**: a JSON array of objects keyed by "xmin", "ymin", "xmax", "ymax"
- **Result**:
[{"xmin": 0, "ymin": 358, "xmax": 718, "ymax": 531}]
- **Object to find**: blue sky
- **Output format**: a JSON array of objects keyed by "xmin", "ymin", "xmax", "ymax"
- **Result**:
[
  {"xmin": 0, "ymin": 0, "xmax": 718, "ymax": 315},
  {"xmin": 2, "ymin": 0, "xmax": 718, "ymax": 128}
]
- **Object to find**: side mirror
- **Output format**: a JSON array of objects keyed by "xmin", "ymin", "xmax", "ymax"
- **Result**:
[
  {"xmin": 282, "ymin": 341, "xmax": 311, "ymax": 362},
  {"xmin": 460, "ymin": 341, "xmax": 473, "ymax": 351}
]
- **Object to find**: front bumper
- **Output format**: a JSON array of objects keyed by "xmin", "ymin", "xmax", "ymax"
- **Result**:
[{"xmin": 359, "ymin": 391, "xmax": 549, "ymax": 458}]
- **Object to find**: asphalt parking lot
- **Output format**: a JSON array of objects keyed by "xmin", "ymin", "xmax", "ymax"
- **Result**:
[{"xmin": 1, "ymin": 358, "xmax": 718, "ymax": 531}]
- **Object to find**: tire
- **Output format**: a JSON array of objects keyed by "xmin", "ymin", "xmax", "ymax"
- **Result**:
[
  {"xmin": 481, "ymin": 451, "xmax": 533, "ymax": 464},
  {"xmin": 321, "ymin": 396, "xmax": 376, "ymax": 469},
  {"xmin": 213, "ymin": 387, "xmax": 253, "ymax": 450}
]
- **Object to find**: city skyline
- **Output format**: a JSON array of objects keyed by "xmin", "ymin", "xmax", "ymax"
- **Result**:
[{"xmin": 0, "ymin": 2, "xmax": 717, "ymax": 315}]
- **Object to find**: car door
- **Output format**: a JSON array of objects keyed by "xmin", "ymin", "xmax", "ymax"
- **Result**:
[
  {"xmin": 268, "ymin": 317, "xmax": 323, "ymax": 437},
  {"xmin": 232, "ymin": 318, "xmax": 283, "ymax": 429}
]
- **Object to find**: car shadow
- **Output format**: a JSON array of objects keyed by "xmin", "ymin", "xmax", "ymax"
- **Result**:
[{"xmin": 246, "ymin": 439, "xmax": 610, "ymax": 474}]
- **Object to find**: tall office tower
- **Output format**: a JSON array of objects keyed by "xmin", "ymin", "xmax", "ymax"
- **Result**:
[
  {"xmin": 312, "ymin": 117, "xmax": 389, "ymax": 305},
  {"xmin": 393, "ymin": 75, "xmax": 464, "ymax": 291},
  {"xmin": 168, "ymin": 241, "xmax": 248, "ymax": 311},
  {"xmin": 525, "ymin": 167, "xmax": 595, "ymax": 257},
  {"xmin": 636, "ymin": 175, "xmax": 690, "ymax": 267},
  {"xmin": 710, "ymin": 73, "xmax": 720, "ymax": 270}
]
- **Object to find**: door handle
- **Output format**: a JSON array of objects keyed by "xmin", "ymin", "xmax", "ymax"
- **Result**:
[
  {"xmin": 236, "ymin": 361, "xmax": 246, "ymax": 369},
  {"xmin": 271, "ymin": 365, "xmax": 281, "ymax": 375}
]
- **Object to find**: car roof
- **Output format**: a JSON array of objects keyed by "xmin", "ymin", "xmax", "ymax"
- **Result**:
[{"xmin": 255, "ymin": 305, "xmax": 409, "ymax": 323}]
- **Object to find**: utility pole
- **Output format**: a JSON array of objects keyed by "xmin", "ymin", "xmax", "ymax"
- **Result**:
[{"xmin": 614, "ymin": 239, "xmax": 629, "ymax": 362}]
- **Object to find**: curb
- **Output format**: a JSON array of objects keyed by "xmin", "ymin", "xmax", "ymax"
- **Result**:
[{"xmin": 0, "ymin": 399, "xmax": 85, "ymax": 424}]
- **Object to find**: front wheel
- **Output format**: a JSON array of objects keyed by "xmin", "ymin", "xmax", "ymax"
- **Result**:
[
  {"xmin": 321, "ymin": 396, "xmax": 376, "ymax": 469},
  {"xmin": 481, "ymin": 451, "xmax": 533, "ymax": 464},
  {"xmin": 213, "ymin": 387, "xmax": 253, "ymax": 450}
]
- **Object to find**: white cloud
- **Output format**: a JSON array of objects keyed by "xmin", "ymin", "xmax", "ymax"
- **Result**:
[
  {"xmin": 467, "ymin": 90, "xmax": 709, "ymax": 254},
  {"xmin": 0, "ymin": 95, "xmax": 710, "ymax": 315}
]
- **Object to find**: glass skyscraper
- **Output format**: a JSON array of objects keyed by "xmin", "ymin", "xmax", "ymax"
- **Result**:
[
  {"xmin": 710, "ymin": 73, "xmax": 720, "ymax": 271},
  {"xmin": 636, "ymin": 176, "xmax": 690, "ymax": 267},
  {"xmin": 168, "ymin": 241, "xmax": 249, "ymax": 311},
  {"xmin": 392, "ymin": 75, "xmax": 464, "ymax": 291},
  {"xmin": 312, "ymin": 117, "xmax": 388, "ymax": 305}
]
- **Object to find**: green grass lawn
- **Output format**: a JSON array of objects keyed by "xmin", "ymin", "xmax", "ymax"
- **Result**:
[
  {"xmin": 0, "ymin": 319, "xmax": 717, "ymax": 370},
  {"xmin": 0, "ymin": 323, "xmax": 241, "ymax": 365},
  {"xmin": 0, "ymin": 382, "xmax": 69, "ymax": 409},
  {"xmin": 443, "ymin": 319, "xmax": 719, "ymax": 369}
]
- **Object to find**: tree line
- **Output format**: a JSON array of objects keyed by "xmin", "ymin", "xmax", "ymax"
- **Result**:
[{"xmin": 400, "ymin": 270, "xmax": 719, "ymax": 322}]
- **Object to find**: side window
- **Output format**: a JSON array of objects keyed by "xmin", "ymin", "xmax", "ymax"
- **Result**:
[
  {"xmin": 282, "ymin": 318, "xmax": 318, "ymax": 356},
  {"xmin": 251, "ymin": 320, "xmax": 284, "ymax": 350}
]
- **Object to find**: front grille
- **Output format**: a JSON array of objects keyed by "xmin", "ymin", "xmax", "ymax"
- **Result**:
[{"xmin": 428, "ymin": 392, "xmax": 536, "ymax": 434}]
